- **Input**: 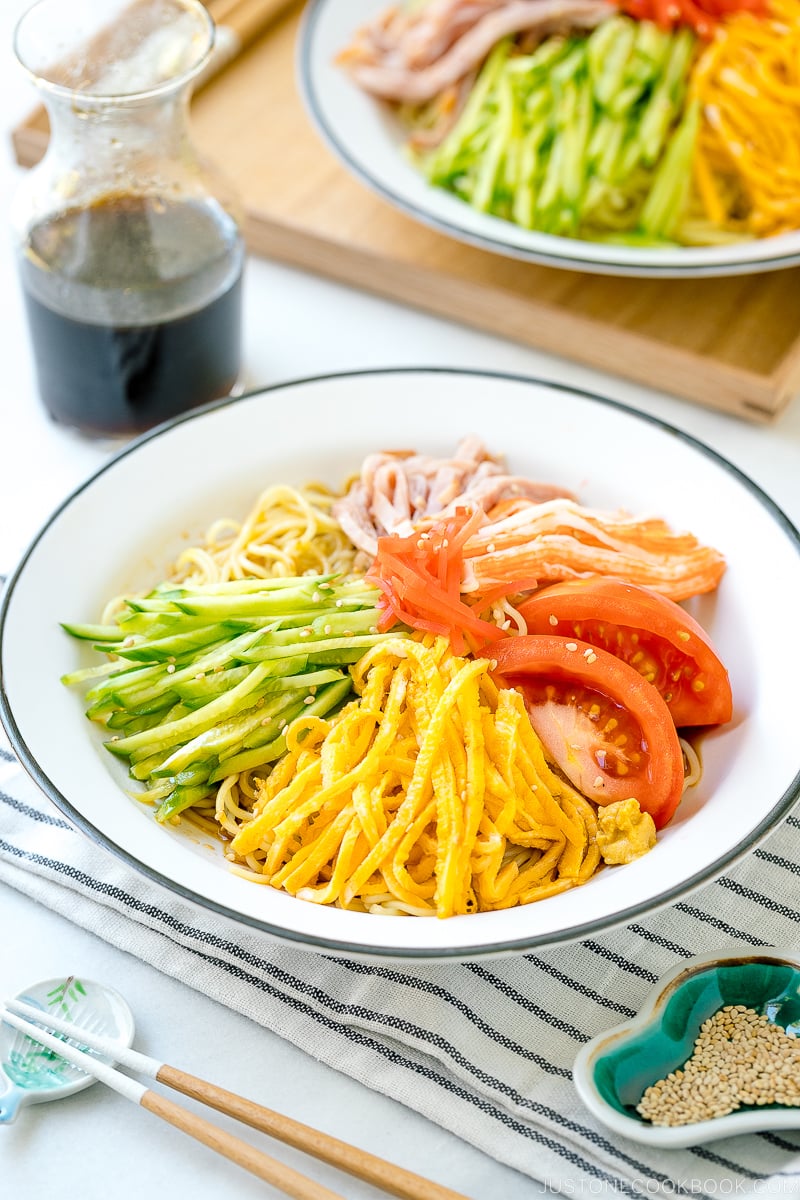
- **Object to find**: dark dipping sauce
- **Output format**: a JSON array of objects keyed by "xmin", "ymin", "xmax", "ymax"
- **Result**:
[{"xmin": 19, "ymin": 193, "xmax": 243, "ymax": 437}]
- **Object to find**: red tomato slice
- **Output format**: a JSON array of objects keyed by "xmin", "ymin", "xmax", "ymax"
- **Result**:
[
  {"xmin": 489, "ymin": 634, "xmax": 685, "ymax": 830},
  {"xmin": 516, "ymin": 579, "xmax": 732, "ymax": 728}
]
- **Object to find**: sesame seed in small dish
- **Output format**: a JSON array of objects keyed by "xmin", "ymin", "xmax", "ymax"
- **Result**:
[{"xmin": 572, "ymin": 949, "xmax": 800, "ymax": 1148}]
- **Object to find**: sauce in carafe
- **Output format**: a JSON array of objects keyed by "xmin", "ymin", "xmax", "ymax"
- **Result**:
[{"xmin": 19, "ymin": 193, "xmax": 243, "ymax": 437}]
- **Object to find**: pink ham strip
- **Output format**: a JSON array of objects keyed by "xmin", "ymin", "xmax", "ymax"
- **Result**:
[
  {"xmin": 340, "ymin": 0, "xmax": 614, "ymax": 103},
  {"xmin": 332, "ymin": 437, "xmax": 574, "ymax": 558}
]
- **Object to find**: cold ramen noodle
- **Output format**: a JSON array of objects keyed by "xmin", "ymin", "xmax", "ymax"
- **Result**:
[{"xmin": 62, "ymin": 438, "xmax": 732, "ymax": 918}]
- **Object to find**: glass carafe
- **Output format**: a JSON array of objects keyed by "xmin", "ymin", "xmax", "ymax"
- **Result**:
[{"xmin": 12, "ymin": 0, "xmax": 245, "ymax": 438}]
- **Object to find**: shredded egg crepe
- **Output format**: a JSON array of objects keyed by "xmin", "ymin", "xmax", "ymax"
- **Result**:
[{"xmin": 219, "ymin": 635, "xmax": 601, "ymax": 917}]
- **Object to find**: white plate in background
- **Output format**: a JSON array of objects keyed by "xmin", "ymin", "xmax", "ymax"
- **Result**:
[{"xmin": 299, "ymin": 0, "xmax": 800, "ymax": 278}]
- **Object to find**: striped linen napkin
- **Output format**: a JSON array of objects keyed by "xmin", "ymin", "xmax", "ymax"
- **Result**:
[{"xmin": 1, "ymin": 722, "xmax": 799, "ymax": 1197}]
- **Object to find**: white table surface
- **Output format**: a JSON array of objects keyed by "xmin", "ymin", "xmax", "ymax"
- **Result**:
[{"xmin": 1, "ymin": 4, "xmax": 800, "ymax": 1197}]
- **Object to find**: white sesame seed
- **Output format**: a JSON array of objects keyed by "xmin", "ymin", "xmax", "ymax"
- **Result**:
[{"xmin": 637, "ymin": 1006, "xmax": 800, "ymax": 1126}]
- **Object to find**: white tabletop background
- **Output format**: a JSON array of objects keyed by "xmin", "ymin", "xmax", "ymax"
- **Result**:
[{"xmin": 1, "ymin": 2, "xmax": 799, "ymax": 1196}]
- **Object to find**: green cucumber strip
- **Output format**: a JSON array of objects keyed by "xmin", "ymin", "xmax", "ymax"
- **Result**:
[
  {"xmin": 106, "ymin": 660, "xmax": 279, "ymax": 757},
  {"xmin": 560, "ymin": 77, "xmax": 591, "ymax": 213},
  {"xmin": 109, "ymin": 665, "xmax": 346, "ymax": 762},
  {"xmin": 633, "ymin": 19, "xmax": 672, "ymax": 69},
  {"xmin": 102, "ymin": 628, "xmax": 267, "ymax": 708},
  {"xmin": 240, "ymin": 697, "xmax": 309, "ymax": 750},
  {"xmin": 151, "ymin": 703, "xmax": 281, "ymax": 778},
  {"xmin": 155, "ymin": 784, "xmax": 214, "ymax": 824},
  {"xmin": 208, "ymin": 678, "xmax": 353, "ymax": 782},
  {"xmin": 590, "ymin": 18, "xmax": 636, "ymax": 109},
  {"xmin": 549, "ymin": 43, "xmax": 585, "ymax": 87},
  {"xmin": 305, "ymin": 648, "xmax": 376, "ymax": 667},
  {"xmin": 426, "ymin": 39, "xmax": 510, "ymax": 181},
  {"xmin": 84, "ymin": 658, "xmax": 172, "ymax": 702},
  {"xmin": 109, "ymin": 691, "xmax": 181, "ymax": 718},
  {"xmin": 171, "ymin": 763, "xmax": 215, "ymax": 788},
  {"xmin": 130, "ymin": 749, "xmax": 174, "ymax": 780},
  {"xmin": 234, "ymin": 609, "xmax": 380, "ymax": 650},
  {"xmin": 637, "ymin": 28, "xmax": 695, "ymax": 166},
  {"xmin": 106, "ymin": 709, "xmax": 169, "ymax": 734},
  {"xmin": 237, "ymin": 634, "xmax": 383, "ymax": 663},
  {"xmin": 133, "ymin": 780, "xmax": 174, "ymax": 805},
  {"xmin": 116, "ymin": 610, "xmax": 224, "ymax": 634},
  {"xmin": 470, "ymin": 68, "xmax": 515, "ymax": 213},
  {"xmin": 61, "ymin": 661, "xmax": 123, "ymax": 687},
  {"xmin": 171, "ymin": 588, "xmax": 345, "ymax": 619},
  {"xmin": 61, "ymin": 622, "xmax": 126, "ymax": 643},
  {"xmin": 173, "ymin": 575, "xmax": 338, "ymax": 595},
  {"xmin": 639, "ymin": 99, "xmax": 699, "ymax": 237},
  {"xmin": 110, "ymin": 625, "xmax": 232, "ymax": 663},
  {"xmin": 172, "ymin": 664, "xmax": 254, "ymax": 706},
  {"xmin": 607, "ymin": 82, "xmax": 646, "ymax": 118}
]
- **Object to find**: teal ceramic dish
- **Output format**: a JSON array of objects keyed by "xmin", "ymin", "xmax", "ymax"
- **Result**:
[{"xmin": 573, "ymin": 949, "xmax": 800, "ymax": 1147}]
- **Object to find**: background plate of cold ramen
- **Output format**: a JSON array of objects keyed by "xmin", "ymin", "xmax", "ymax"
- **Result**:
[
  {"xmin": 2, "ymin": 368, "xmax": 800, "ymax": 958},
  {"xmin": 299, "ymin": 0, "xmax": 800, "ymax": 279}
]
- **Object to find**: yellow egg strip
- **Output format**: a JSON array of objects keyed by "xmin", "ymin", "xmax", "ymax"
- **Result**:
[
  {"xmin": 692, "ymin": 0, "xmax": 800, "ymax": 237},
  {"xmin": 223, "ymin": 636, "xmax": 600, "ymax": 917}
]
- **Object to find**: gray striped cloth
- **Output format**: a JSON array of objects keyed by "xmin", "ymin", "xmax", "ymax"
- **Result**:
[{"xmin": 1, "ymin": 725, "xmax": 799, "ymax": 1197}]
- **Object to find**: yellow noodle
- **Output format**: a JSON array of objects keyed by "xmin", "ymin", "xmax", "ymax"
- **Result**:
[{"xmin": 169, "ymin": 482, "xmax": 359, "ymax": 585}]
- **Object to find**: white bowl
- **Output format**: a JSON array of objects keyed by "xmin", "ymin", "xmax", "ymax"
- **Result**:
[{"xmin": 1, "ymin": 368, "xmax": 799, "ymax": 958}]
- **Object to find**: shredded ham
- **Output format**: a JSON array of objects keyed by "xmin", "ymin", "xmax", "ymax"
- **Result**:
[
  {"xmin": 338, "ymin": 0, "xmax": 614, "ymax": 103},
  {"xmin": 331, "ymin": 436, "xmax": 574, "ymax": 558}
]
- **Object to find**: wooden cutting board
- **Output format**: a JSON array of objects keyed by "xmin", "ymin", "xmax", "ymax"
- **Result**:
[{"xmin": 12, "ymin": 0, "xmax": 800, "ymax": 423}]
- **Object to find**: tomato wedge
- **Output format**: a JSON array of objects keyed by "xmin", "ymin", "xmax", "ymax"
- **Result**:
[
  {"xmin": 489, "ymin": 634, "xmax": 685, "ymax": 830},
  {"xmin": 516, "ymin": 579, "xmax": 732, "ymax": 728}
]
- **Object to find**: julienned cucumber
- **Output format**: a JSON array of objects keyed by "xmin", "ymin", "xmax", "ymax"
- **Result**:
[
  {"xmin": 422, "ymin": 18, "xmax": 698, "ymax": 244},
  {"xmin": 62, "ymin": 576, "xmax": 405, "ymax": 823}
]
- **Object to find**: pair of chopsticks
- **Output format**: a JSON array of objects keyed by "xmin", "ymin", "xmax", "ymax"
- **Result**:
[{"xmin": 1, "ymin": 998, "xmax": 470, "ymax": 1200}]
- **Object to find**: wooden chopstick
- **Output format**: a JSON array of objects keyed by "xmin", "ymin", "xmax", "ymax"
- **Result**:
[
  {"xmin": 4, "ymin": 998, "xmax": 471, "ymax": 1200},
  {"xmin": 0, "ymin": 1005, "xmax": 342, "ymax": 1200}
]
